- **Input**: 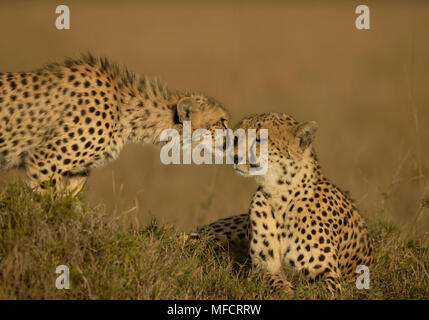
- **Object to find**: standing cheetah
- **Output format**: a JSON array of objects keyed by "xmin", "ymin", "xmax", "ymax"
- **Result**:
[
  {"xmin": 192, "ymin": 113, "xmax": 374, "ymax": 295},
  {"xmin": 0, "ymin": 54, "xmax": 229, "ymax": 194}
]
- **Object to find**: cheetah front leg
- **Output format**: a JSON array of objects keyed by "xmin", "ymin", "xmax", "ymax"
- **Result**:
[
  {"xmin": 65, "ymin": 173, "xmax": 88, "ymax": 197},
  {"xmin": 26, "ymin": 157, "xmax": 63, "ymax": 194},
  {"xmin": 25, "ymin": 148, "xmax": 88, "ymax": 197},
  {"xmin": 306, "ymin": 248, "xmax": 342, "ymax": 296},
  {"xmin": 248, "ymin": 191, "xmax": 293, "ymax": 295}
]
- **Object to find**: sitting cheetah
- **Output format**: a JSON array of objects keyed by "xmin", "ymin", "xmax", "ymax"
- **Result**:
[
  {"xmin": 193, "ymin": 113, "xmax": 374, "ymax": 295},
  {"xmin": 0, "ymin": 54, "xmax": 229, "ymax": 194}
]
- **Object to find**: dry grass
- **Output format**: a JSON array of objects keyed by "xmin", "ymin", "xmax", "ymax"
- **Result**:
[
  {"xmin": 0, "ymin": 181, "xmax": 427, "ymax": 300},
  {"xmin": 0, "ymin": 1, "xmax": 428, "ymax": 236},
  {"xmin": 0, "ymin": 0, "xmax": 428, "ymax": 300}
]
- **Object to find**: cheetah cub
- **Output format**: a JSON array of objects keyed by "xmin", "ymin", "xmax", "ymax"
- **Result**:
[
  {"xmin": 0, "ymin": 54, "xmax": 229, "ymax": 195},
  {"xmin": 194, "ymin": 113, "xmax": 374, "ymax": 295}
]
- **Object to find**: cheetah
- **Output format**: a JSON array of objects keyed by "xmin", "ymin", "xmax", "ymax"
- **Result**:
[
  {"xmin": 192, "ymin": 113, "xmax": 374, "ymax": 295},
  {"xmin": 0, "ymin": 54, "xmax": 229, "ymax": 195}
]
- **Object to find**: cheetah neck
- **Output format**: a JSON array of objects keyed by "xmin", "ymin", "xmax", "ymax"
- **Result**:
[
  {"xmin": 258, "ymin": 149, "xmax": 324, "ymax": 205},
  {"xmin": 117, "ymin": 86, "xmax": 185, "ymax": 146}
]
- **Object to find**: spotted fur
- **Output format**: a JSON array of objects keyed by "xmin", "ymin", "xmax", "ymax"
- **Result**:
[
  {"xmin": 192, "ymin": 113, "xmax": 374, "ymax": 296},
  {"xmin": 0, "ymin": 54, "xmax": 229, "ymax": 194}
]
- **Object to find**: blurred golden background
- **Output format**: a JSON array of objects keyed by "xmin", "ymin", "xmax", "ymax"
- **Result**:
[{"xmin": 0, "ymin": 1, "xmax": 428, "ymax": 236}]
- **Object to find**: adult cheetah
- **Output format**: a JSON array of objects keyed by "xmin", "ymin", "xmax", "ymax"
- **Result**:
[
  {"xmin": 0, "ymin": 54, "xmax": 229, "ymax": 194},
  {"xmin": 192, "ymin": 113, "xmax": 374, "ymax": 295}
]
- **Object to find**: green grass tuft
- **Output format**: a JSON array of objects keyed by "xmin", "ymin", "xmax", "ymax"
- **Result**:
[{"xmin": 0, "ymin": 181, "xmax": 427, "ymax": 299}]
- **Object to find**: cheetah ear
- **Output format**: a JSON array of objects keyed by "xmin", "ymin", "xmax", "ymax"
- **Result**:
[
  {"xmin": 294, "ymin": 121, "xmax": 318, "ymax": 150},
  {"xmin": 177, "ymin": 97, "xmax": 195, "ymax": 123}
]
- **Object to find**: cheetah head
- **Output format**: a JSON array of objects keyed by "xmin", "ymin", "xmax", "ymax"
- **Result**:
[
  {"xmin": 232, "ymin": 113, "xmax": 318, "ymax": 185},
  {"xmin": 176, "ymin": 93, "xmax": 230, "ymax": 132},
  {"xmin": 175, "ymin": 93, "xmax": 230, "ymax": 152}
]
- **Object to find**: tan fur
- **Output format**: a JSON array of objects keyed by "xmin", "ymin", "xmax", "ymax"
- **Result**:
[
  {"xmin": 192, "ymin": 113, "xmax": 374, "ymax": 296},
  {"xmin": 0, "ymin": 54, "xmax": 229, "ymax": 194}
]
